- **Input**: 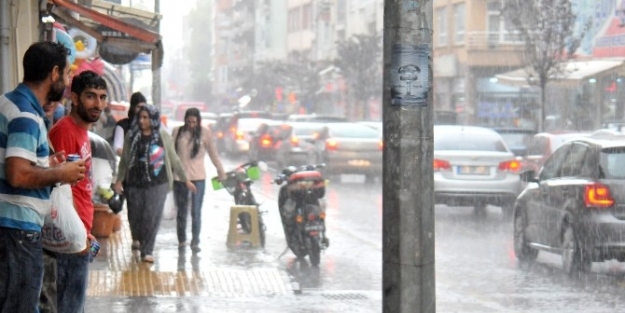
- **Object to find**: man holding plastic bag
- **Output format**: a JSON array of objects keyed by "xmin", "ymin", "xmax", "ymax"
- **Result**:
[
  {"xmin": 47, "ymin": 71, "xmax": 107, "ymax": 313},
  {"xmin": 0, "ymin": 42, "xmax": 86, "ymax": 313}
]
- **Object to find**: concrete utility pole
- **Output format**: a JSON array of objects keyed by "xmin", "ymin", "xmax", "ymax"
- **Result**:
[
  {"xmin": 382, "ymin": 1, "xmax": 435, "ymax": 312},
  {"xmin": 0, "ymin": 0, "xmax": 11, "ymax": 93},
  {"xmin": 151, "ymin": 0, "xmax": 161, "ymax": 110}
]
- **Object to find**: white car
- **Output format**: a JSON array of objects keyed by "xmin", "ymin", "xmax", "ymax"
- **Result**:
[{"xmin": 434, "ymin": 125, "xmax": 522, "ymax": 218}]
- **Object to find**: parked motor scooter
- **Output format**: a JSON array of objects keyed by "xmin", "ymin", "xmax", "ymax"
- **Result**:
[
  {"xmin": 213, "ymin": 161, "xmax": 267, "ymax": 247},
  {"xmin": 274, "ymin": 163, "xmax": 329, "ymax": 266}
]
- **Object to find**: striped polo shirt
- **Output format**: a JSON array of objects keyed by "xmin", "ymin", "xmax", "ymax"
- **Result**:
[{"xmin": 0, "ymin": 83, "xmax": 52, "ymax": 232}]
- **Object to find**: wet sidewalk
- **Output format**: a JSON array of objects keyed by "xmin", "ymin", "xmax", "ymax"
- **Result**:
[
  {"xmin": 85, "ymin": 169, "xmax": 382, "ymax": 312},
  {"xmin": 85, "ymin": 190, "xmax": 300, "ymax": 311}
]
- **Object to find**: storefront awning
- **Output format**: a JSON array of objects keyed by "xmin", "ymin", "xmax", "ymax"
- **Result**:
[
  {"xmin": 496, "ymin": 59, "xmax": 625, "ymax": 88},
  {"xmin": 48, "ymin": 0, "xmax": 163, "ymax": 67}
]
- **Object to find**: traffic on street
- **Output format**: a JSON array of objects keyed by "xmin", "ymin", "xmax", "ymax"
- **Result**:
[{"xmin": 86, "ymin": 147, "xmax": 625, "ymax": 312}]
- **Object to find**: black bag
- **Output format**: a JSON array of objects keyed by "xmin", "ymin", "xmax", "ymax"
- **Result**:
[{"xmin": 108, "ymin": 192, "xmax": 125, "ymax": 214}]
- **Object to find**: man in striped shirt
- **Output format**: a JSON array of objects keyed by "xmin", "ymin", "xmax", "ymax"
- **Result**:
[{"xmin": 0, "ymin": 41, "xmax": 87, "ymax": 313}]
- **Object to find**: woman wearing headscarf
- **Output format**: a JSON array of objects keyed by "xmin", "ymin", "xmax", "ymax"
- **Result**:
[
  {"xmin": 113, "ymin": 91, "xmax": 146, "ymax": 156},
  {"xmin": 173, "ymin": 108, "xmax": 226, "ymax": 252},
  {"xmin": 112, "ymin": 105, "xmax": 197, "ymax": 263}
]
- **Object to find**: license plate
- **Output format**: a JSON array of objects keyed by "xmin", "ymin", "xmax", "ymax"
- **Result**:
[
  {"xmin": 348, "ymin": 160, "xmax": 371, "ymax": 167},
  {"xmin": 457, "ymin": 166, "xmax": 490, "ymax": 175},
  {"xmin": 305, "ymin": 224, "xmax": 324, "ymax": 232}
]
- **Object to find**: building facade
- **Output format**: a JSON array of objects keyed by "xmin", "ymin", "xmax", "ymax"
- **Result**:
[
  {"xmin": 210, "ymin": 0, "xmax": 383, "ymax": 118},
  {"xmin": 433, "ymin": 0, "xmax": 527, "ymax": 126}
]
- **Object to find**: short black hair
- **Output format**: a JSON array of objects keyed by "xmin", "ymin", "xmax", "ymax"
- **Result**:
[
  {"xmin": 130, "ymin": 92, "xmax": 147, "ymax": 107},
  {"xmin": 71, "ymin": 70, "xmax": 107, "ymax": 96},
  {"xmin": 129, "ymin": 91, "xmax": 147, "ymax": 119},
  {"xmin": 22, "ymin": 41, "xmax": 69, "ymax": 84}
]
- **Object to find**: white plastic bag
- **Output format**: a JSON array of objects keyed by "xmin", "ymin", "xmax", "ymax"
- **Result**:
[
  {"xmin": 41, "ymin": 184, "xmax": 87, "ymax": 253},
  {"xmin": 162, "ymin": 191, "xmax": 176, "ymax": 220}
]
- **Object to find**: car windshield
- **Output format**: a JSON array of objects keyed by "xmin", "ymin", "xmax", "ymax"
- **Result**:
[
  {"xmin": 328, "ymin": 124, "xmax": 379, "ymax": 138},
  {"xmin": 435, "ymin": 135, "xmax": 507, "ymax": 152},
  {"xmin": 499, "ymin": 133, "xmax": 531, "ymax": 147},
  {"xmin": 238, "ymin": 118, "xmax": 274, "ymax": 132},
  {"xmin": 293, "ymin": 125, "xmax": 322, "ymax": 137},
  {"xmin": 600, "ymin": 147, "xmax": 625, "ymax": 179}
]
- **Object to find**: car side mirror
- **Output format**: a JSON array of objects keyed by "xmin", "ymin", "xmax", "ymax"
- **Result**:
[{"xmin": 520, "ymin": 170, "xmax": 538, "ymax": 183}]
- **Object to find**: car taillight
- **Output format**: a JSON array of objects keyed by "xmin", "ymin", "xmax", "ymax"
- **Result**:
[
  {"xmin": 433, "ymin": 159, "xmax": 451, "ymax": 171},
  {"xmin": 326, "ymin": 139, "xmax": 338, "ymax": 151},
  {"xmin": 378, "ymin": 140, "xmax": 384, "ymax": 151},
  {"xmin": 260, "ymin": 135, "xmax": 272, "ymax": 148},
  {"xmin": 235, "ymin": 130, "xmax": 244, "ymax": 140},
  {"xmin": 585, "ymin": 183, "xmax": 615, "ymax": 208},
  {"xmin": 291, "ymin": 136, "xmax": 299, "ymax": 147},
  {"xmin": 498, "ymin": 160, "xmax": 521, "ymax": 173}
]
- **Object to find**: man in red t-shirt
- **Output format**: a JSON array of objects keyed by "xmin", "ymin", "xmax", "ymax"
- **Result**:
[{"xmin": 48, "ymin": 71, "xmax": 107, "ymax": 313}]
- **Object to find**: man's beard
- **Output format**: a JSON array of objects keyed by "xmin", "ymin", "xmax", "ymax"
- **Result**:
[
  {"xmin": 47, "ymin": 80, "xmax": 66, "ymax": 102},
  {"xmin": 75, "ymin": 100, "xmax": 101, "ymax": 123}
]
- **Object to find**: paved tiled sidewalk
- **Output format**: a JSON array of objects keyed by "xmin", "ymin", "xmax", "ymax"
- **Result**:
[{"xmin": 87, "ymin": 209, "xmax": 292, "ymax": 298}]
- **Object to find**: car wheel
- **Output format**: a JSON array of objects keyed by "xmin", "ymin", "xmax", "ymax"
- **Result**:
[
  {"xmin": 501, "ymin": 203, "xmax": 514, "ymax": 221},
  {"xmin": 513, "ymin": 208, "xmax": 538, "ymax": 263},
  {"xmin": 561, "ymin": 223, "xmax": 591, "ymax": 276}
]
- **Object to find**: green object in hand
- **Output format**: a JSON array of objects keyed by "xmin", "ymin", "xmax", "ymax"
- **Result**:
[
  {"xmin": 211, "ymin": 177, "xmax": 223, "ymax": 190},
  {"xmin": 247, "ymin": 166, "xmax": 261, "ymax": 180}
]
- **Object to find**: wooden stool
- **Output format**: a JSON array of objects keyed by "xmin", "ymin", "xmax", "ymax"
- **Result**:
[{"xmin": 226, "ymin": 205, "xmax": 261, "ymax": 248}]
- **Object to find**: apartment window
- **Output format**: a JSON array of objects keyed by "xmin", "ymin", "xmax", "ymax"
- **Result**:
[
  {"xmin": 288, "ymin": 8, "xmax": 299, "ymax": 32},
  {"xmin": 454, "ymin": 3, "xmax": 465, "ymax": 44},
  {"xmin": 337, "ymin": 0, "xmax": 346, "ymax": 23},
  {"xmin": 487, "ymin": 0, "xmax": 517, "ymax": 43},
  {"xmin": 436, "ymin": 7, "xmax": 447, "ymax": 46},
  {"xmin": 302, "ymin": 4, "xmax": 312, "ymax": 29}
]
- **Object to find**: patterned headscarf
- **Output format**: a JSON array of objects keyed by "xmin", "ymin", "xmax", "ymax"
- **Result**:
[{"xmin": 127, "ymin": 104, "xmax": 161, "ymax": 180}]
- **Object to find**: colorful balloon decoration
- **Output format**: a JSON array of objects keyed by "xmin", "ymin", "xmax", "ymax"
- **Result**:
[
  {"xmin": 54, "ymin": 28, "xmax": 76, "ymax": 64},
  {"xmin": 69, "ymin": 28, "xmax": 97, "ymax": 60}
]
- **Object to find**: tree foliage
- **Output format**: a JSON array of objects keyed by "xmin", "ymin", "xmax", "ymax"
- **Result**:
[
  {"xmin": 501, "ymin": 0, "xmax": 586, "ymax": 131},
  {"xmin": 334, "ymin": 34, "xmax": 382, "ymax": 120},
  {"xmin": 244, "ymin": 52, "xmax": 321, "ymax": 112}
]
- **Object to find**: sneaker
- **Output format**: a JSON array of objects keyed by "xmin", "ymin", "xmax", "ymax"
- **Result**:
[
  {"xmin": 131, "ymin": 241, "xmax": 140, "ymax": 250},
  {"xmin": 191, "ymin": 245, "xmax": 201, "ymax": 253},
  {"xmin": 142, "ymin": 255, "xmax": 154, "ymax": 263}
]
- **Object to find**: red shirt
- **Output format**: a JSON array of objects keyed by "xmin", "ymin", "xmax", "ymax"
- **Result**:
[{"xmin": 49, "ymin": 116, "xmax": 94, "ymax": 233}]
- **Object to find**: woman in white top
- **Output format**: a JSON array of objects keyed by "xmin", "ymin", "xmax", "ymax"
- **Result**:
[{"xmin": 172, "ymin": 108, "xmax": 226, "ymax": 252}]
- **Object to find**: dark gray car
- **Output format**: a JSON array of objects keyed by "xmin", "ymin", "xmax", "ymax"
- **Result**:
[{"xmin": 514, "ymin": 134, "xmax": 625, "ymax": 276}]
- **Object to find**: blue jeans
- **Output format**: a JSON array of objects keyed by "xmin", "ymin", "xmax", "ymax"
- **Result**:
[
  {"xmin": 55, "ymin": 252, "xmax": 89, "ymax": 313},
  {"xmin": 174, "ymin": 180, "xmax": 206, "ymax": 245},
  {"xmin": 0, "ymin": 226, "xmax": 43, "ymax": 313}
]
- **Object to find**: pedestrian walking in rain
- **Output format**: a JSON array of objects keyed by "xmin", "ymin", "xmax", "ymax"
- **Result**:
[
  {"xmin": 111, "ymin": 91, "xmax": 146, "ymax": 251},
  {"xmin": 172, "ymin": 108, "xmax": 226, "ymax": 253},
  {"xmin": 47, "ymin": 70, "xmax": 108, "ymax": 313},
  {"xmin": 113, "ymin": 91, "xmax": 146, "ymax": 156},
  {"xmin": 113, "ymin": 105, "xmax": 196, "ymax": 263},
  {"xmin": 0, "ymin": 41, "xmax": 86, "ymax": 313}
]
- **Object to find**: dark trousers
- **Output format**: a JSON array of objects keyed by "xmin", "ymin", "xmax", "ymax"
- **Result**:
[
  {"xmin": 173, "ymin": 180, "xmax": 206, "ymax": 245},
  {"xmin": 56, "ymin": 252, "xmax": 89, "ymax": 313},
  {"xmin": 0, "ymin": 226, "xmax": 43, "ymax": 313},
  {"xmin": 39, "ymin": 250, "xmax": 58, "ymax": 313},
  {"xmin": 126, "ymin": 183, "xmax": 169, "ymax": 257}
]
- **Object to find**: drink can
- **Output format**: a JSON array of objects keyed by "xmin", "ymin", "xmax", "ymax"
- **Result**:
[
  {"xmin": 89, "ymin": 240, "xmax": 100, "ymax": 262},
  {"xmin": 67, "ymin": 154, "xmax": 81, "ymax": 162}
]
